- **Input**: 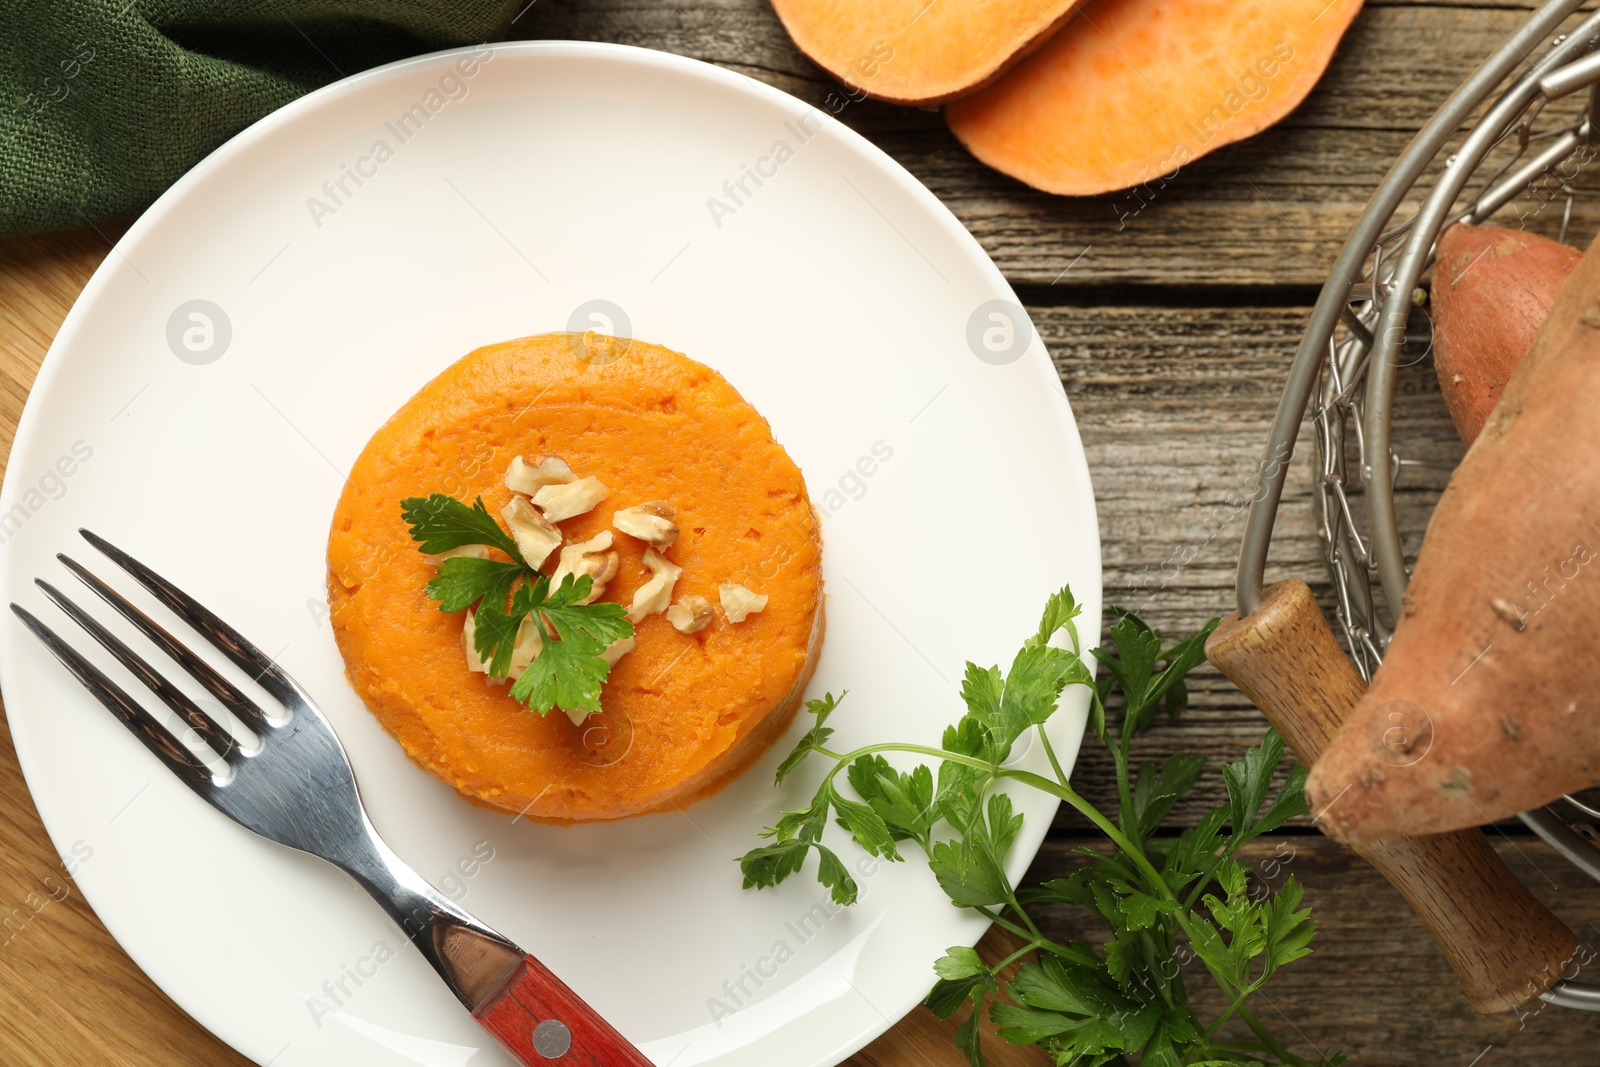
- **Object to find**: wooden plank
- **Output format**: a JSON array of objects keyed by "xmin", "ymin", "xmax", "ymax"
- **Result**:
[
  {"xmin": 0, "ymin": 708, "xmax": 253, "ymax": 1066},
  {"xmin": 0, "ymin": 227, "xmax": 117, "ymax": 470},
  {"xmin": 512, "ymin": 2, "xmax": 1600, "ymax": 286},
  {"xmin": 843, "ymin": 927, "xmax": 1044, "ymax": 1067},
  {"xmin": 1035, "ymin": 300, "xmax": 1468, "ymax": 828}
]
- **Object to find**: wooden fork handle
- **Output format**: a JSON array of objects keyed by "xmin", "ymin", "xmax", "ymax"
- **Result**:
[
  {"xmin": 472, "ymin": 954, "xmax": 654, "ymax": 1066},
  {"xmin": 1206, "ymin": 579, "xmax": 1577, "ymax": 1014}
]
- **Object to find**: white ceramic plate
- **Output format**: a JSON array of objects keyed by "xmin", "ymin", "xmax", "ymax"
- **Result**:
[{"xmin": 0, "ymin": 42, "xmax": 1100, "ymax": 1067}]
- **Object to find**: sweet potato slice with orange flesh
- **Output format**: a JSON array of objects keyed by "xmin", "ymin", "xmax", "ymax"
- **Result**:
[
  {"xmin": 946, "ymin": 0, "xmax": 1364, "ymax": 196},
  {"xmin": 1432, "ymin": 224, "xmax": 1580, "ymax": 444},
  {"xmin": 769, "ymin": 0, "xmax": 1084, "ymax": 106},
  {"xmin": 1305, "ymin": 228, "xmax": 1600, "ymax": 843}
]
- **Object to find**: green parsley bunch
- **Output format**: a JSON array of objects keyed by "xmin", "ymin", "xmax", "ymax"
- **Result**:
[
  {"xmin": 740, "ymin": 588, "xmax": 1336, "ymax": 1067},
  {"xmin": 400, "ymin": 493, "xmax": 633, "ymax": 716}
]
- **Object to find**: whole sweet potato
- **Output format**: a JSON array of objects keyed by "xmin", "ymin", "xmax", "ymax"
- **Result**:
[
  {"xmin": 1307, "ymin": 227, "xmax": 1600, "ymax": 842},
  {"xmin": 1432, "ymin": 224, "xmax": 1579, "ymax": 443}
]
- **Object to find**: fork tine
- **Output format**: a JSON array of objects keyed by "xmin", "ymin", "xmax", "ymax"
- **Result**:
[
  {"xmin": 56, "ymin": 554, "xmax": 275, "ymax": 732},
  {"xmin": 79, "ymin": 529, "xmax": 312, "ymax": 714},
  {"xmin": 36, "ymin": 579, "xmax": 244, "ymax": 761},
  {"xmin": 10, "ymin": 605, "xmax": 212, "ymax": 789}
]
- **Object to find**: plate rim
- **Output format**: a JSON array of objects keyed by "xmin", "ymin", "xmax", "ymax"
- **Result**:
[{"xmin": 0, "ymin": 38, "xmax": 1103, "ymax": 1067}]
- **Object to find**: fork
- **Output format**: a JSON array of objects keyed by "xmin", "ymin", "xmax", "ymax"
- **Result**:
[{"xmin": 10, "ymin": 529, "xmax": 654, "ymax": 1067}]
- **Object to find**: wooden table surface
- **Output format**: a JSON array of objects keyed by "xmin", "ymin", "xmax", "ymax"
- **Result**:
[{"xmin": 6, "ymin": 1, "xmax": 1600, "ymax": 1064}]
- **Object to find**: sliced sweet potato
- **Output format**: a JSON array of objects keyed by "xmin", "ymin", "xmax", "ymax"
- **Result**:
[
  {"xmin": 1305, "ymin": 227, "xmax": 1600, "ymax": 842},
  {"xmin": 1432, "ymin": 224, "xmax": 1580, "ymax": 444},
  {"xmin": 769, "ymin": 0, "xmax": 1084, "ymax": 106},
  {"xmin": 946, "ymin": 0, "xmax": 1364, "ymax": 196}
]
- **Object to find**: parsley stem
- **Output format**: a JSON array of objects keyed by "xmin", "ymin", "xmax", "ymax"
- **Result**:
[
  {"xmin": 992, "ymin": 767, "xmax": 1152, "ymax": 874},
  {"xmin": 1002, "ymin": 886, "xmax": 1048, "ymax": 948},
  {"xmin": 1237, "ymin": 1004, "xmax": 1314, "ymax": 1067},
  {"xmin": 1135, "ymin": 930, "xmax": 1177, "ymax": 1012},
  {"xmin": 810, "ymin": 742, "xmax": 1158, "ymax": 890},
  {"xmin": 1181, "ymin": 838, "xmax": 1251, "ymax": 913},
  {"xmin": 1036, "ymin": 723, "xmax": 1070, "ymax": 787},
  {"xmin": 814, "ymin": 742, "xmax": 970, "ymax": 767},
  {"xmin": 813, "ymin": 742, "xmax": 1012, "ymax": 814},
  {"xmin": 991, "ymin": 941, "xmax": 1040, "ymax": 973},
  {"xmin": 1205, "ymin": 992, "xmax": 1314, "ymax": 1067},
  {"xmin": 975, "ymin": 908, "xmax": 1097, "ymax": 967},
  {"xmin": 1115, "ymin": 708, "xmax": 1141, "ymax": 845},
  {"xmin": 1207, "ymin": 983, "xmax": 1256, "ymax": 1036}
]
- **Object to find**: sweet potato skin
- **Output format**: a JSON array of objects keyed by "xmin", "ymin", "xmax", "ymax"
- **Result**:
[
  {"xmin": 1432, "ymin": 225, "xmax": 1580, "ymax": 444},
  {"xmin": 1306, "ymin": 229, "xmax": 1600, "ymax": 843}
]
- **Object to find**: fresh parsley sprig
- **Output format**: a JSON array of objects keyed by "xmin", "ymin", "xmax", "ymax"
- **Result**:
[
  {"xmin": 738, "ymin": 588, "xmax": 1336, "ymax": 1067},
  {"xmin": 402, "ymin": 493, "xmax": 524, "ymax": 561},
  {"xmin": 508, "ymin": 570, "xmax": 635, "ymax": 713},
  {"xmin": 400, "ymin": 492, "xmax": 633, "ymax": 716}
]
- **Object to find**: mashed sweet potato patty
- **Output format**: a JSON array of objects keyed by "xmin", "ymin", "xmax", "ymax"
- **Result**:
[{"xmin": 326, "ymin": 333, "xmax": 824, "ymax": 822}]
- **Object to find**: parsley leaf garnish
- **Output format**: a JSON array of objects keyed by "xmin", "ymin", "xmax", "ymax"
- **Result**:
[
  {"xmin": 402, "ymin": 493, "xmax": 523, "ymax": 561},
  {"xmin": 427, "ymin": 556, "xmax": 524, "ymax": 614},
  {"xmin": 775, "ymin": 693, "xmax": 842, "ymax": 785},
  {"xmin": 510, "ymin": 574, "xmax": 633, "ymax": 714},
  {"xmin": 737, "ymin": 589, "xmax": 1331, "ymax": 1067},
  {"xmin": 471, "ymin": 575, "xmax": 538, "ymax": 679},
  {"xmin": 537, "ymin": 572, "xmax": 635, "ymax": 649},
  {"xmin": 400, "ymin": 494, "xmax": 634, "ymax": 718}
]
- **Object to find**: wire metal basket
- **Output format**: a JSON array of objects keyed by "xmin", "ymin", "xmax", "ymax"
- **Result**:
[{"xmin": 1234, "ymin": 0, "xmax": 1600, "ymax": 1011}]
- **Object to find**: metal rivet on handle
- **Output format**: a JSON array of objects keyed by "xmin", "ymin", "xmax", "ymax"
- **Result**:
[{"xmin": 532, "ymin": 1019, "xmax": 572, "ymax": 1058}]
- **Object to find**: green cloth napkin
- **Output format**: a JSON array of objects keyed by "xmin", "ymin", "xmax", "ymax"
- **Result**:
[{"xmin": 0, "ymin": 0, "xmax": 521, "ymax": 236}]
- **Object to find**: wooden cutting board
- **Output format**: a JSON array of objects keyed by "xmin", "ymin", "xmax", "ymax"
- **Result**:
[{"xmin": 0, "ymin": 226, "xmax": 1044, "ymax": 1066}]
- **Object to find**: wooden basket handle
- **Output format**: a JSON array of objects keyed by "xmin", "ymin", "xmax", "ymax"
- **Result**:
[{"xmin": 1206, "ymin": 579, "xmax": 1577, "ymax": 1013}]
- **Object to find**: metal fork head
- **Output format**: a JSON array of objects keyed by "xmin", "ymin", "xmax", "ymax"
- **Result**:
[
  {"xmin": 11, "ymin": 530, "xmax": 374, "ymax": 868},
  {"xmin": 12, "ymin": 530, "xmax": 526, "ymax": 1011}
]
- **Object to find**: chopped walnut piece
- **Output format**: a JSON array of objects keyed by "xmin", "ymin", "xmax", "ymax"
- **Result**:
[
  {"xmin": 627, "ymin": 549, "xmax": 683, "ymax": 624},
  {"xmin": 425, "ymin": 544, "xmax": 490, "ymax": 567},
  {"xmin": 551, "ymin": 531, "xmax": 619, "ymax": 604},
  {"xmin": 500, "ymin": 496, "xmax": 563, "ymax": 568},
  {"xmin": 533, "ymin": 476, "xmax": 609, "ymax": 523},
  {"xmin": 462, "ymin": 610, "xmax": 489, "ymax": 673},
  {"xmin": 600, "ymin": 635, "xmax": 636, "ymax": 666},
  {"xmin": 505, "ymin": 455, "xmax": 575, "ymax": 496},
  {"xmin": 719, "ymin": 583, "xmax": 768, "ymax": 623},
  {"xmin": 665, "ymin": 594, "xmax": 713, "ymax": 634},
  {"xmin": 612, "ymin": 501, "xmax": 680, "ymax": 549},
  {"xmin": 508, "ymin": 614, "xmax": 544, "ymax": 675}
]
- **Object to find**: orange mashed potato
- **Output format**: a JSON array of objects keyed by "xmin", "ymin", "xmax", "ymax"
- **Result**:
[{"xmin": 326, "ymin": 333, "xmax": 824, "ymax": 822}]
